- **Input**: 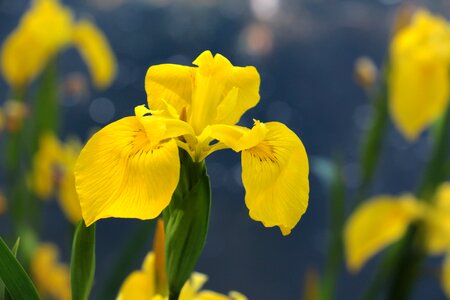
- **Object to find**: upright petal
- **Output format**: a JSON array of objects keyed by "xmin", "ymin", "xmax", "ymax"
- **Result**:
[
  {"xmin": 145, "ymin": 64, "xmax": 196, "ymax": 117},
  {"xmin": 75, "ymin": 117, "xmax": 180, "ymax": 226},
  {"xmin": 21, "ymin": 0, "xmax": 73, "ymax": 53},
  {"xmin": 344, "ymin": 195, "xmax": 424, "ymax": 272},
  {"xmin": 73, "ymin": 19, "xmax": 117, "ymax": 89},
  {"xmin": 240, "ymin": 122, "xmax": 309, "ymax": 235},
  {"xmin": 189, "ymin": 51, "xmax": 260, "ymax": 133}
]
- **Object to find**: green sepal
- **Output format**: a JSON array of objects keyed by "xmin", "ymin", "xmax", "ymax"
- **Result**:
[
  {"xmin": 0, "ymin": 237, "xmax": 39, "ymax": 300},
  {"xmin": 163, "ymin": 150, "xmax": 211, "ymax": 300},
  {"xmin": 71, "ymin": 221, "xmax": 96, "ymax": 300}
]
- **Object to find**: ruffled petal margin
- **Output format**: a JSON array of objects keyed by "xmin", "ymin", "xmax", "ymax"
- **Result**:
[
  {"xmin": 240, "ymin": 122, "xmax": 309, "ymax": 235},
  {"xmin": 75, "ymin": 116, "xmax": 180, "ymax": 226}
]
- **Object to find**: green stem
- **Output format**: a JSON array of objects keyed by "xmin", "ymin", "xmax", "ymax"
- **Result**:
[
  {"xmin": 320, "ymin": 159, "xmax": 345, "ymax": 300},
  {"xmin": 163, "ymin": 150, "xmax": 211, "ymax": 300},
  {"xmin": 385, "ymin": 106, "xmax": 450, "ymax": 299},
  {"xmin": 354, "ymin": 67, "xmax": 389, "ymax": 208},
  {"xmin": 362, "ymin": 105, "xmax": 450, "ymax": 300},
  {"xmin": 32, "ymin": 57, "xmax": 59, "ymax": 150}
]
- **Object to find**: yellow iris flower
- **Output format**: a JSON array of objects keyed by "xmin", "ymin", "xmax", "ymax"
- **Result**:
[
  {"xmin": 118, "ymin": 255, "xmax": 247, "ymax": 300},
  {"xmin": 344, "ymin": 182, "xmax": 450, "ymax": 297},
  {"xmin": 30, "ymin": 243, "xmax": 71, "ymax": 300},
  {"xmin": 1, "ymin": 0, "xmax": 116, "ymax": 89},
  {"xmin": 118, "ymin": 220, "xmax": 247, "ymax": 300},
  {"xmin": 75, "ymin": 50, "xmax": 309, "ymax": 235},
  {"xmin": 389, "ymin": 9, "xmax": 450, "ymax": 140},
  {"xmin": 31, "ymin": 133, "xmax": 82, "ymax": 223}
]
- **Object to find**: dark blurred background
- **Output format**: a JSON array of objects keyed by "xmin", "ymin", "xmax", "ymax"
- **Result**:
[{"xmin": 1, "ymin": 0, "xmax": 449, "ymax": 299}]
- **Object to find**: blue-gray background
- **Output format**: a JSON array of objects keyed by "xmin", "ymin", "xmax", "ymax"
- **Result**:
[{"xmin": 0, "ymin": 0, "xmax": 448, "ymax": 299}]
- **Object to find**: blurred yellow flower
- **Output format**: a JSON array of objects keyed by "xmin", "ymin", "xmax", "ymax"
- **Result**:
[
  {"xmin": 31, "ymin": 243, "xmax": 71, "ymax": 300},
  {"xmin": 1, "ymin": 0, "xmax": 116, "ymax": 89},
  {"xmin": 344, "ymin": 183, "xmax": 450, "ymax": 297},
  {"xmin": 31, "ymin": 133, "xmax": 82, "ymax": 223},
  {"xmin": 75, "ymin": 50, "xmax": 309, "ymax": 235},
  {"xmin": 344, "ymin": 194, "xmax": 424, "ymax": 272},
  {"xmin": 117, "ymin": 220, "xmax": 247, "ymax": 300},
  {"xmin": 389, "ymin": 9, "xmax": 450, "ymax": 140}
]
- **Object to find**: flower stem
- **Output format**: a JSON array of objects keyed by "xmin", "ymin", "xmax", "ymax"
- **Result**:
[
  {"xmin": 362, "ymin": 105, "xmax": 450, "ymax": 300},
  {"xmin": 163, "ymin": 150, "xmax": 211, "ymax": 300}
]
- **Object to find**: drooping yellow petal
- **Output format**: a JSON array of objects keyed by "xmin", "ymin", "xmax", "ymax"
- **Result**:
[
  {"xmin": 117, "ymin": 252, "xmax": 156, "ymax": 300},
  {"xmin": 73, "ymin": 19, "xmax": 117, "ymax": 89},
  {"xmin": 1, "ymin": 28, "xmax": 49, "ymax": 88},
  {"xmin": 442, "ymin": 252, "xmax": 450, "ymax": 298},
  {"xmin": 344, "ymin": 195, "xmax": 424, "ymax": 272},
  {"xmin": 1, "ymin": 0, "xmax": 74, "ymax": 87},
  {"xmin": 389, "ymin": 10, "xmax": 450, "ymax": 140},
  {"xmin": 240, "ymin": 121, "xmax": 309, "ymax": 235},
  {"xmin": 75, "ymin": 117, "xmax": 180, "ymax": 226},
  {"xmin": 424, "ymin": 182, "xmax": 450, "ymax": 254}
]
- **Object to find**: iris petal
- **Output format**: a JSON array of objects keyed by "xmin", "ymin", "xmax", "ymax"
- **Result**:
[
  {"xmin": 389, "ymin": 10, "xmax": 450, "ymax": 140},
  {"xmin": 240, "ymin": 122, "xmax": 309, "ymax": 235},
  {"xmin": 190, "ymin": 51, "xmax": 260, "ymax": 133},
  {"xmin": 424, "ymin": 183, "xmax": 450, "ymax": 254},
  {"xmin": 344, "ymin": 195, "xmax": 424, "ymax": 272},
  {"xmin": 75, "ymin": 117, "xmax": 180, "ymax": 226},
  {"xmin": 145, "ymin": 51, "xmax": 260, "ymax": 134},
  {"xmin": 73, "ymin": 19, "xmax": 117, "ymax": 89},
  {"xmin": 145, "ymin": 64, "xmax": 196, "ymax": 117},
  {"xmin": 117, "ymin": 253, "xmax": 156, "ymax": 300}
]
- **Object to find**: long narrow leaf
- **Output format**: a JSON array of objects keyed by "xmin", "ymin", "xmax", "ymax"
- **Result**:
[
  {"xmin": 71, "ymin": 221, "xmax": 96, "ymax": 300},
  {"xmin": 0, "ymin": 237, "xmax": 39, "ymax": 300}
]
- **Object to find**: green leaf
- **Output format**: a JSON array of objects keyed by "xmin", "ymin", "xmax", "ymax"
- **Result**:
[
  {"xmin": 163, "ymin": 150, "xmax": 211, "ymax": 300},
  {"xmin": 0, "ymin": 237, "xmax": 39, "ymax": 300},
  {"xmin": 71, "ymin": 221, "xmax": 96, "ymax": 300}
]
